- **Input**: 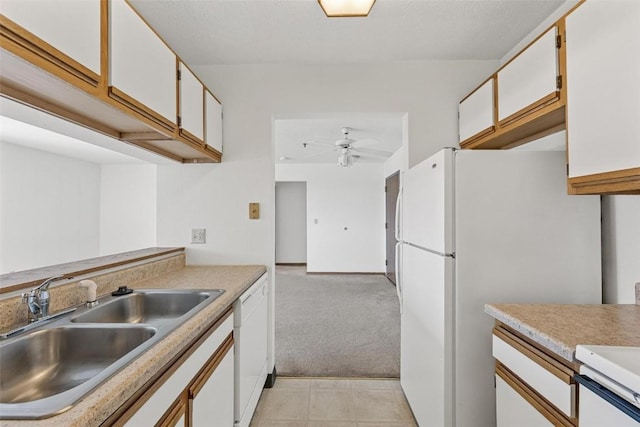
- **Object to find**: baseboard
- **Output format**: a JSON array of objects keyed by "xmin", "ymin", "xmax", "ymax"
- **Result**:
[
  {"xmin": 275, "ymin": 263, "xmax": 307, "ymax": 266},
  {"xmin": 306, "ymin": 272, "xmax": 385, "ymax": 275}
]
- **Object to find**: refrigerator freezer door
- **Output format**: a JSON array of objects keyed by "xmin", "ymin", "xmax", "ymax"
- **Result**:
[
  {"xmin": 400, "ymin": 243, "xmax": 454, "ymax": 427},
  {"xmin": 402, "ymin": 149, "xmax": 454, "ymax": 255}
]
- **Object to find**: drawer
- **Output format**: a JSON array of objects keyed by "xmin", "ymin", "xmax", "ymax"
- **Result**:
[
  {"xmin": 496, "ymin": 373, "xmax": 555, "ymax": 427},
  {"xmin": 492, "ymin": 333, "xmax": 575, "ymax": 418}
]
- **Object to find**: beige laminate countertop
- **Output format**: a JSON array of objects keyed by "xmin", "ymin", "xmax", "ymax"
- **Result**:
[
  {"xmin": 485, "ymin": 304, "xmax": 640, "ymax": 363},
  {"xmin": 1, "ymin": 265, "xmax": 267, "ymax": 427}
]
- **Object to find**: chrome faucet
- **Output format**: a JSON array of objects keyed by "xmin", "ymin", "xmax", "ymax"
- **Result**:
[{"xmin": 22, "ymin": 275, "xmax": 64, "ymax": 321}]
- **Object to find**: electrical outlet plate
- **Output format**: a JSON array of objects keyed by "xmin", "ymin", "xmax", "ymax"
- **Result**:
[{"xmin": 191, "ymin": 228, "xmax": 206, "ymax": 244}]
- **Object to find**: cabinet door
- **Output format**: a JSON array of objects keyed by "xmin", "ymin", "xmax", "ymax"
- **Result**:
[
  {"xmin": 498, "ymin": 27, "xmax": 559, "ymax": 123},
  {"xmin": 158, "ymin": 397, "xmax": 187, "ymax": 427},
  {"xmin": 190, "ymin": 345, "xmax": 234, "ymax": 426},
  {"xmin": 109, "ymin": 0, "xmax": 176, "ymax": 126},
  {"xmin": 205, "ymin": 91, "xmax": 223, "ymax": 153},
  {"xmin": 496, "ymin": 375, "xmax": 554, "ymax": 427},
  {"xmin": 179, "ymin": 63, "xmax": 204, "ymax": 142},
  {"xmin": 1, "ymin": 0, "xmax": 101, "ymax": 75},
  {"xmin": 459, "ymin": 78, "xmax": 495, "ymax": 144},
  {"xmin": 123, "ymin": 316, "xmax": 233, "ymax": 426},
  {"xmin": 566, "ymin": 1, "xmax": 640, "ymax": 179}
]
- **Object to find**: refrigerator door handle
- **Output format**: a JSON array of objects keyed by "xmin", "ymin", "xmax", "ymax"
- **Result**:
[
  {"xmin": 395, "ymin": 242, "xmax": 403, "ymax": 313},
  {"xmin": 395, "ymin": 186, "xmax": 403, "ymax": 242}
]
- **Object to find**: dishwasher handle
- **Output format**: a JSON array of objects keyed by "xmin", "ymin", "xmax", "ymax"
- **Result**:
[{"xmin": 575, "ymin": 375, "xmax": 640, "ymax": 422}]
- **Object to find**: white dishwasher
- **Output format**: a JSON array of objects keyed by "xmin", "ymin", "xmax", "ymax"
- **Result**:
[
  {"xmin": 234, "ymin": 273, "xmax": 269, "ymax": 427},
  {"xmin": 575, "ymin": 345, "xmax": 640, "ymax": 427}
]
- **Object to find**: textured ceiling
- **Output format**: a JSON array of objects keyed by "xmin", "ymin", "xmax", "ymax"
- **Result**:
[{"xmin": 129, "ymin": 0, "xmax": 567, "ymax": 66}]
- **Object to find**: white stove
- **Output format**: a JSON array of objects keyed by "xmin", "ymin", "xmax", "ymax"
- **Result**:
[{"xmin": 575, "ymin": 345, "xmax": 640, "ymax": 426}]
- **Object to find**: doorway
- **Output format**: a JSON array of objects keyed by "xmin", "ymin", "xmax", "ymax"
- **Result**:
[
  {"xmin": 385, "ymin": 172, "xmax": 400, "ymax": 284},
  {"xmin": 275, "ymin": 181, "xmax": 307, "ymax": 265}
]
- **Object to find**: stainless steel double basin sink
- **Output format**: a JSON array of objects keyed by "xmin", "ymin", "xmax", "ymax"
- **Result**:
[{"xmin": 0, "ymin": 288, "xmax": 225, "ymax": 419}]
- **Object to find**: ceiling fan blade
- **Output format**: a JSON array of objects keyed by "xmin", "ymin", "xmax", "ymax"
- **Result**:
[
  {"xmin": 352, "ymin": 147, "xmax": 393, "ymax": 157},
  {"xmin": 353, "ymin": 138, "xmax": 380, "ymax": 147},
  {"xmin": 302, "ymin": 140, "xmax": 333, "ymax": 148},
  {"xmin": 280, "ymin": 150, "xmax": 332, "ymax": 161}
]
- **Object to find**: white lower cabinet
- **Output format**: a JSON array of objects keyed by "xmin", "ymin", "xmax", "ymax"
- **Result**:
[
  {"xmin": 121, "ymin": 314, "xmax": 234, "ymax": 426},
  {"xmin": 190, "ymin": 343, "xmax": 235, "ymax": 426},
  {"xmin": 492, "ymin": 326, "xmax": 577, "ymax": 427},
  {"xmin": 496, "ymin": 375, "xmax": 553, "ymax": 427}
]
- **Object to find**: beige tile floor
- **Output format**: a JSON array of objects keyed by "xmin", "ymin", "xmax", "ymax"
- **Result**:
[{"xmin": 250, "ymin": 378, "xmax": 417, "ymax": 427}]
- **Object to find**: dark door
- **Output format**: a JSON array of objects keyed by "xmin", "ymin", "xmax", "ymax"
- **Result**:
[{"xmin": 385, "ymin": 172, "xmax": 400, "ymax": 284}]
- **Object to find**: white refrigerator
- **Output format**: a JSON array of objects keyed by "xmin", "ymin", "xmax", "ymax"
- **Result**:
[{"xmin": 395, "ymin": 148, "xmax": 602, "ymax": 427}]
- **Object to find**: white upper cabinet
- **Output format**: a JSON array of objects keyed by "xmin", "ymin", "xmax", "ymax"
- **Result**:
[
  {"xmin": 566, "ymin": 0, "xmax": 640, "ymax": 180},
  {"xmin": 179, "ymin": 62, "xmax": 204, "ymax": 141},
  {"xmin": 459, "ymin": 78, "xmax": 495, "ymax": 143},
  {"xmin": 205, "ymin": 91, "xmax": 223, "ymax": 153},
  {"xmin": 109, "ymin": 0, "xmax": 176, "ymax": 125},
  {"xmin": 498, "ymin": 27, "xmax": 559, "ymax": 122},
  {"xmin": 1, "ymin": 0, "xmax": 101, "ymax": 75}
]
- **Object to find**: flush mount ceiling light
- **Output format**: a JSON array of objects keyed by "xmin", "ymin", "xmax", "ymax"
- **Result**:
[{"xmin": 318, "ymin": 0, "xmax": 376, "ymax": 17}]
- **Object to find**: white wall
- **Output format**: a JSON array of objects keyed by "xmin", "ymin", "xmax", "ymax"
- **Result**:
[
  {"xmin": 156, "ymin": 61, "xmax": 496, "ymax": 268},
  {"xmin": 275, "ymin": 181, "xmax": 307, "ymax": 264},
  {"xmin": 384, "ymin": 145, "xmax": 405, "ymax": 179},
  {"xmin": 602, "ymin": 195, "xmax": 640, "ymax": 304},
  {"xmin": 276, "ymin": 164, "xmax": 385, "ymax": 272},
  {"xmin": 0, "ymin": 142, "xmax": 101, "ymax": 273},
  {"xmin": 100, "ymin": 164, "xmax": 157, "ymax": 255}
]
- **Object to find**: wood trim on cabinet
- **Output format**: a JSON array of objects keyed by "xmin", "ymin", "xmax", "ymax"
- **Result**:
[
  {"xmin": 1, "ymin": 0, "xmax": 223, "ymax": 164},
  {"xmin": 459, "ymin": 75, "xmax": 495, "ymax": 104},
  {"xmin": 568, "ymin": 167, "xmax": 640, "ymax": 195},
  {"xmin": 202, "ymin": 144, "xmax": 222, "ymax": 162},
  {"xmin": 108, "ymin": 86, "xmax": 176, "ymax": 132},
  {"xmin": 155, "ymin": 395, "xmax": 187, "ymax": 427},
  {"xmin": 497, "ymin": 91, "xmax": 561, "ymax": 128},
  {"xmin": 0, "ymin": 15, "xmax": 100, "ymax": 90},
  {"xmin": 493, "ymin": 325, "xmax": 575, "ymax": 384},
  {"xmin": 188, "ymin": 333, "xmax": 234, "ymax": 399},
  {"xmin": 459, "ymin": 125, "xmax": 496, "ymax": 149},
  {"xmin": 179, "ymin": 127, "xmax": 205, "ymax": 147},
  {"xmin": 496, "ymin": 363, "xmax": 576, "ymax": 427},
  {"xmin": 99, "ymin": 0, "xmax": 109, "ymax": 91},
  {"xmin": 105, "ymin": 307, "xmax": 233, "ymax": 427},
  {"xmin": 462, "ymin": 103, "xmax": 566, "ymax": 150},
  {"xmin": 459, "ymin": 22, "xmax": 567, "ymax": 150},
  {"xmin": 0, "ymin": 82, "xmax": 122, "ymax": 139},
  {"xmin": 125, "ymin": 140, "xmax": 187, "ymax": 163},
  {"xmin": 205, "ymin": 87, "xmax": 222, "ymax": 105}
]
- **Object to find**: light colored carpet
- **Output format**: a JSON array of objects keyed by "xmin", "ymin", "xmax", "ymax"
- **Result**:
[{"xmin": 275, "ymin": 266, "xmax": 400, "ymax": 378}]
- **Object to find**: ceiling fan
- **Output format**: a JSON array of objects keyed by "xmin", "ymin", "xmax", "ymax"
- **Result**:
[{"xmin": 295, "ymin": 127, "xmax": 393, "ymax": 167}]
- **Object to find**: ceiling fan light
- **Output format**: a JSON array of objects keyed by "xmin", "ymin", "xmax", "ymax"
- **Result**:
[
  {"xmin": 318, "ymin": 0, "xmax": 376, "ymax": 17},
  {"xmin": 338, "ymin": 152, "xmax": 353, "ymax": 167}
]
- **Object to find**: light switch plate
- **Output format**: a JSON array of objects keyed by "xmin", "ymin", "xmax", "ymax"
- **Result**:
[
  {"xmin": 191, "ymin": 228, "xmax": 206, "ymax": 244},
  {"xmin": 249, "ymin": 203, "xmax": 260, "ymax": 219}
]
